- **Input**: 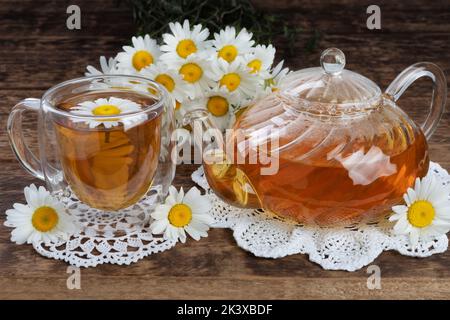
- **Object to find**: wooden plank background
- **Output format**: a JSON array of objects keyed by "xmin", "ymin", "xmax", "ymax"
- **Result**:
[{"xmin": 0, "ymin": 0, "xmax": 449, "ymax": 299}]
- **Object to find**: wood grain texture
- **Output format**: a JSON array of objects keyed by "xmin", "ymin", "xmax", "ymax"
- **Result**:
[{"xmin": 0, "ymin": 0, "xmax": 449, "ymax": 300}]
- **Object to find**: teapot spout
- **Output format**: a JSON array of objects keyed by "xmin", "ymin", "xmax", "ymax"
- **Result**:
[
  {"xmin": 182, "ymin": 109, "xmax": 226, "ymax": 157},
  {"xmin": 182, "ymin": 109, "xmax": 222, "ymax": 135},
  {"xmin": 182, "ymin": 109, "xmax": 261, "ymax": 209}
]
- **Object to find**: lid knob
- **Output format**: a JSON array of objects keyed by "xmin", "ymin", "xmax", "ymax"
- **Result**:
[{"xmin": 320, "ymin": 48, "xmax": 346, "ymax": 75}]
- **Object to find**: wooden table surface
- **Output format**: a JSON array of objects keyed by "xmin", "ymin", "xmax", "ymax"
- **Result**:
[{"xmin": 1, "ymin": 0, "xmax": 450, "ymax": 299}]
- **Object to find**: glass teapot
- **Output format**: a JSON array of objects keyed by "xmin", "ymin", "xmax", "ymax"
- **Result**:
[{"xmin": 188, "ymin": 48, "xmax": 447, "ymax": 226}]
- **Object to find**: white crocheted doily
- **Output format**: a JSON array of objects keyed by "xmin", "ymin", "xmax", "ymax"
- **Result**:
[
  {"xmin": 32, "ymin": 187, "xmax": 176, "ymax": 268},
  {"xmin": 192, "ymin": 162, "xmax": 450, "ymax": 271}
]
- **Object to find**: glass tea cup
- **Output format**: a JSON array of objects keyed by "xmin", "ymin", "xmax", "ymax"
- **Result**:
[{"xmin": 7, "ymin": 75, "xmax": 176, "ymax": 234}]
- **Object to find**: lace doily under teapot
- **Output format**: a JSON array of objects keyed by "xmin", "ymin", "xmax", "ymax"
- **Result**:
[
  {"xmin": 32, "ymin": 187, "xmax": 177, "ymax": 268},
  {"xmin": 192, "ymin": 162, "xmax": 450, "ymax": 271}
]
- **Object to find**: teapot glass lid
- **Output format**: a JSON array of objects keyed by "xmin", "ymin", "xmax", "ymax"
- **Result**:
[{"xmin": 281, "ymin": 48, "xmax": 382, "ymax": 109}]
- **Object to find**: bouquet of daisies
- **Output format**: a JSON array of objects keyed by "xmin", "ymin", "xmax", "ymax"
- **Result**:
[{"xmin": 86, "ymin": 20, "xmax": 290, "ymax": 131}]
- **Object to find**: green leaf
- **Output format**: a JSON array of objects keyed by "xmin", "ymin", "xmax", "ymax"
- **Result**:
[{"xmin": 121, "ymin": 0, "xmax": 318, "ymax": 54}]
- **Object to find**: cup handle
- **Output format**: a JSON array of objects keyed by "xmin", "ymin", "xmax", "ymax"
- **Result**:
[
  {"xmin": 385, "ymin": 62, "xmax": 447, "ymax": 140},
  {"xmin": 7, "ymin": 98, "xmax": 45, "ymax": 180}
]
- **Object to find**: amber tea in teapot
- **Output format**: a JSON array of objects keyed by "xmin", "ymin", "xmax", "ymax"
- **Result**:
[
  {"xmin": 197, "ymin": 48, "xmax": 446, "ymax": 227},
  {"xmin": 223, "ymin": 97, "xmax": 429, "ymax": 225}
]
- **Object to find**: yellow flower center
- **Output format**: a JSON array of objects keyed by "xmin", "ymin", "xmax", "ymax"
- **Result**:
[
  {"xmin": 175, "ymin": 100, "xmax": 181, "ymax": 110},
  {"xmin": 155, "ymin": 74, "xmax": 175, "ymax": 92},
  {"xmin": 176, "ymin": 39, "xmax": 197, "ymax": 58},
  {"xmin": 92, "ymin": 105, "xmax": 121, "ymax": 116},
  {"xmin": 132, "ymin": 50, "xmax": 154, "ymax": 71},
  {"xmin": 407, "ymin": 200, "xmax": 435, "ymax": 228},
  {"xmin": 168, "ymin": 203, "xmax": 192, "ymax": 227},
  {"xmin": 32, "ymin": 206, "xmax": 59, "ymax": 232},
  {"xmin": 247, "ymin": 59, "xmax": 262, "ymax": 73},
  {"xmin": 179, "ymin": 63, "xmax": 203, "ymax": 83},
  {"xmin": 207, "ymin": 96, "xmax": 229, "ymax": 117},
  {"xmin": 220, "ymin": 73, "xmax": 241, "ymax": 92},
  {"xmin": 218, "ymin": 45, "xmax": 238, "ymax": 63}
]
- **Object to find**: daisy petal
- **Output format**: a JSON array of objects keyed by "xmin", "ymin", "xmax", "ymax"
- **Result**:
[
  {"xmin": 150, "ymin": 219, "xmax": 168, "ymax": 234},
  {"xmin": 185, "ymin": 225, "xmax": 201, "ymax": 241},
  {"xmin": 409, "ymin": 228, "xmax": 420, "ymax": 247}
]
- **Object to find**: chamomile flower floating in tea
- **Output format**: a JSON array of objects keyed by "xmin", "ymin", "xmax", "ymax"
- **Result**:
[
  {"xmin": 85, "ymin": 56, "xmax": 121, "ymax": 76},
  {"xmin": 211, "ymin": 57, "xmax": 260, "ymax": 100},
  {"xmin": 244, "ymin": 44, "xmax": 275, "ymax": 78},
  {"xmin": 174, "ymin": 53, "xmax": 216, "ymax": 98},
  {"xmin": 212, "ymin": 26, "xmax": 254, "ymax": 63},
  {"xmin": 117, "ymin": 35, "xmax": 161, "ymax": 72},
  {"xmin": 150, "ymin": 186, "xmax": 213, "ymax": 243},
  {"xmin": 186, "ymin": 87, "xmax": 239, "ymax": 131},
  {"xmin": 139, "ymin": 62, "xmax": 189, "ymax": 102},
  {"xmin": 4, "ymin": 184, "xmax": 77, "ymax": 244},
  {"xmin": 70, "ymin": 97, "xmax": 146, "ymax": 130},
  {"xmin": 389, "ymin": 175, "xmax": 450, "ymax": 247},
  {"xmin": 160, "ymin": 20, "xmax": 211, "ymax": 63}
]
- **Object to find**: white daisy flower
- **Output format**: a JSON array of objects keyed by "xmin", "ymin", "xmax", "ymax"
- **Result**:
[
  {"xmin": 4, "ymin": 184, "xmax": 77, "ymax": 244},
  {"xmin": 150, "ymin": 186, "xmax": 213, "ymax": 243},
  {"xmin": 70, "ymin": 97, "xmax": 147, "ymax": 131},
  {"xmin": 85, "ymin": 56, "xmax": 121, "ymax": 76},
  {"xmin": 212, "ymin": 26, "xmax": 254, "ymax": 63},
  {"xmin": 174, "ymin": 53, "xmax": 216, "ymax": 99},
  {"xmin": 160, "ymin": 20, "xmax": 211, "ymax": 64},
  {"xmin": 139, "ymin": 62, "xmax": 190, "ymax": 103},
  {"xmin": 185, "ymin": 87, "xmax": 239, "ymax": 131},
  {"xmin": 210, "ymin": 57, "xmax": 260, "ymax": 100},
  {"xmin": 116, "ymin": 35, "xmax": 161, "ymax": 72},
  {"xmin": 389, "ymin": 174, "xmax": 450, "ymax": 247},
  {"xmin": 266, "ymin": 60, "xmax": 290, "ymax": 90},
  {"xmin": 244, "ymin": 44, "xmax": 275, "ymax": 78}
]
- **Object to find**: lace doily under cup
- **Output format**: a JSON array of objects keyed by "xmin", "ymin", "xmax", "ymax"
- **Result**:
[
  {"xmin": 33, "ymin": 187, "xmax": 176, "ymax": 268},
  {"xmin": 192, "ymin": 162, "xmax": 450, "ymax": 271}
]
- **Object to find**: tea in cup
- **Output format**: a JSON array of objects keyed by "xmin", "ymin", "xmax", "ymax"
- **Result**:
[{"xmin": 8, "ymin": 76, "xmax": 175, "ymax": 215}]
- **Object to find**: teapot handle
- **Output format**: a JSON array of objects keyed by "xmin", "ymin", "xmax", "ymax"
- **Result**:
[{"xmin": 385, "ymin": 62, "xmax": 447, "ymax": 139}]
